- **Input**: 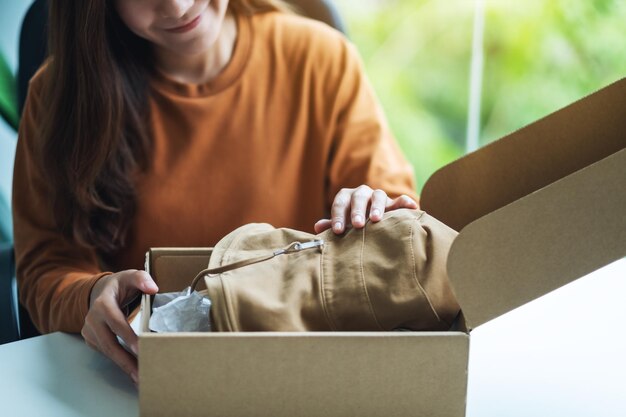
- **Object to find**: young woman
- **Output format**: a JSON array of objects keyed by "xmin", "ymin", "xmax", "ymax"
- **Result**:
[{"xmin": 13, "ymin": 0, "xmax": 418, "ymax": 383}]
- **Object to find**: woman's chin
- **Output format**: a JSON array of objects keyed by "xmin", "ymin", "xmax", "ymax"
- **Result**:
[{"xmin": 158, "ymin": 11, "xmax": 224, "ymax": 55}]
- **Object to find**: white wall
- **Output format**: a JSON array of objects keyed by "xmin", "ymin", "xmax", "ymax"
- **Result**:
[{"xmin": 0, "ymin": 0, "xmax": 33, "ymax": 239}]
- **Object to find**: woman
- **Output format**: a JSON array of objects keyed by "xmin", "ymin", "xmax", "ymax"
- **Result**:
[{"xmin": 13, "ymin": 0, "xmax": 418, "ymax": 383}]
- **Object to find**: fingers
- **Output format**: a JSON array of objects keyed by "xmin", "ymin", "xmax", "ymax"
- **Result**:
[
  {"xmin": 82, "ymin": 325, "xmax": 99, "ymax": 351},
  {"xmin": 106, "ymin": 303, "xmax": 139, "ymax": 355},
  {"xmin": 349, "ymin": 185, "xmax": 373, "ymax": 228},
  {"xmin": 314, "ymin": 218, "xmax": 333, "ymax": 234},
  {"xmin": 328, "ymin": 185, "xmax": 373, "ymax": 233},
  {"xmin": 330, "ymin": 188, "xmax": 353, "ymax": 234},
  {"xmin": 330, "ymin": 185, "xmax": 373, "ymax": 233},
  {"xmin": 83, "ymin": 270, "xmax": 159, "ymax": 385},
  {"xmin": 82, "ymin": 304, "xmax": 139, "ymax": 383},
  {"xmin": 369, "ymin": 189, "xmax": 389, "ymax": 222},
  {"xmin": 319, "ymin": 187, "xmax": 420, "ymax": 234},
  {"xmin": 386, "ymin": 194, "xmax": 419, "ymax": 211},
  {"xmin": 94, "ymin": 322, "xmax": 139, "ymax": 383},
  {"xmin": 124, "ymin": 270, "xmax": 159, "ymax": 296}
]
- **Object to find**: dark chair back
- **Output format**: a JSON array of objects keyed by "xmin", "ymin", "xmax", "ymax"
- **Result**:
[
  {"xmin": 18, "ymin": 0, "xmax": 48, "ymax": 114},
  {"xmin": 0, "ymin": 243, "xmax": 18, "ymax": 344}
]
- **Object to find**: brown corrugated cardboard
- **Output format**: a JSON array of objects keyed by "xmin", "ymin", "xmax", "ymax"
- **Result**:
[
  {"xmin": 141, "ymin": 332, "xmax": 469, "ymax": 417},
  {"xmin": 138, "ymin": 79, "xmax": 626, "ymax": 417},
  {"xmin": 447, "ymin": 149, "xmax": 626, "ymax": 329},
  {"xmin": 145, "ymin": 248, "xmax": 213, "ymax": 292}
]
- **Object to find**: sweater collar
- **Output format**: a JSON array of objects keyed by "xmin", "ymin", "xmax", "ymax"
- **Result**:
[{"xmin": 151, "ymin": 11, "xmax": 252, "ymax": 98}]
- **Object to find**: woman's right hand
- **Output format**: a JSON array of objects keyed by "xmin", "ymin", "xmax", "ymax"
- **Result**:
[{"xmin": 81, "ymin": 270, "xmax": 159, "ymax": 384}]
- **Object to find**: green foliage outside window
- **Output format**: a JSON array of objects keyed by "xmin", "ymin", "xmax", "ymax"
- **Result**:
[
  {"xmin": 0, "ymin": 51, "xmax": 18, "ymax": 132},
  {"xmin": 335, "ymin": 0, "xmax": 626, "ymax": 191}
]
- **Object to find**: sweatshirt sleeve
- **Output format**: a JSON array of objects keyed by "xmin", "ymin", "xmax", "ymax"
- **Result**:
[
  {"xmin": 325, "ymin": 38, "xmax": 419, "ymax": 207},
  {"xmin": 12, "ymin": 74, "xmax": 111, "ymax": 334}
]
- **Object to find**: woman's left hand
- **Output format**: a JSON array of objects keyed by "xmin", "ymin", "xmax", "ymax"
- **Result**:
[{"xmin": 314, "ymin": 185, "xmax": 419, "ymax": 234}]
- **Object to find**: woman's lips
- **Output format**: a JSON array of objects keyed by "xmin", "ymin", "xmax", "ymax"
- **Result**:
[{"xmin": 165, "ymin": 14, "xmax": 202, "ymax": 34}]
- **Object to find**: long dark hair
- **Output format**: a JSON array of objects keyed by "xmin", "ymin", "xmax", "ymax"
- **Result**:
[{"xmin": 40, "ymin": 0, "xmax": 290, "ymax": 253}]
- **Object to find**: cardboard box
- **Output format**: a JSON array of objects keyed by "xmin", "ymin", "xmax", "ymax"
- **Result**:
[{"xmin": 138, "ymin": 79, "xmax": 626, "ymax": 417}]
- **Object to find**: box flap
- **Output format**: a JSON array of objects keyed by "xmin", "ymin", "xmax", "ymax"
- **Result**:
[
  {"xmin": 147, "ymin": 248, "xmax": 212, "ymax": 292},
  {"xmin": 139, "ymin": 294, "xmax": 151, "ymax": 334},
  {"xmin": 447, "ymin": 149, "xmax": 626, "ymax": 329},
  {"xmin": 421, "ymin": 78, "xmax": 626, "ymax": 231}
]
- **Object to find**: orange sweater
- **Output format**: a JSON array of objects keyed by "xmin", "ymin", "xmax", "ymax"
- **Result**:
[{"xmin": 13, "ymin": 11, "xmax": 417, "ymax": 333}]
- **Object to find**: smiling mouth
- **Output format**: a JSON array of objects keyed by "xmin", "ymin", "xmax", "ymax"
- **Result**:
[{"xmin": 165, "ymin": 14, "xmax": 202, "ymax": 34}]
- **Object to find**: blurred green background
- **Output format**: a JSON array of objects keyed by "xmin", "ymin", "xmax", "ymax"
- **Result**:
[
  {"xmin": 334, "ymin": 0, "xmax": 626, "ymax": 190},
  {"xmin": 2, "ymin": 0, "xmax": 626, "ymax": 243}
]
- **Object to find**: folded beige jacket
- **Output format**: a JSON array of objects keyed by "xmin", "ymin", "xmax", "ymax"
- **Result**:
[{"xmin": 197, "ymin": 209, "xmax": 461, "ymax": 332}]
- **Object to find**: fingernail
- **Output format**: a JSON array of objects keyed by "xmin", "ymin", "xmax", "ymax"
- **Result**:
[
  {"xmin": 371, "ymin": 209, "xmax": 380, "ymax": 218},
  {"xmin": 333, "ymin": 222, "xmax": 342, "ymax": 232},
  {"xmin": 354, "ymin": 215, "xmax": 363, "ymax": 225}
]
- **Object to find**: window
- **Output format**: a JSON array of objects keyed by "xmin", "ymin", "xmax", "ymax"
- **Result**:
[{"xmin": 335, "ymin": 0, "xmax": 626, "ymax": 190}]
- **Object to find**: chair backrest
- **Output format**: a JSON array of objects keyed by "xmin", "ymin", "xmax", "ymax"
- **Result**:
[
  {"xmin": 0, "ymin": 243, "xmax": 18, "ymax": 344},
  {"xmin": 287, "ymin": 0, "xmax": 347, "ymax": 34},
  {"xmin": 18, "ymin": 0, "xmax": 47, "ymax": 113}
]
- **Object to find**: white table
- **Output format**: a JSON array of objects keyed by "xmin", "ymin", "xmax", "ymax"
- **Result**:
[
  {"xmin": 0, "ymin": 333, "xmax": 137, "ymax": 417},
  {"xmin": 1, "ymin": 258, "xmax": 624, "ymax": 417},
  {"xmin": 467, "ymin": 257, "xmax": 626, "ymax": 417}
]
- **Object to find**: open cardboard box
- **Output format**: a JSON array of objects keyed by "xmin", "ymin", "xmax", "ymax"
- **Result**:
[{"xmin": 138, "ymin": 79, "xmax": 626, "ymax": 417}]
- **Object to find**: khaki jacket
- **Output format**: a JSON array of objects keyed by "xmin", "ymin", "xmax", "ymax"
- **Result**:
[{"xmin": 197, "ymin": 209, "xmax": 460, "ymax": 332}]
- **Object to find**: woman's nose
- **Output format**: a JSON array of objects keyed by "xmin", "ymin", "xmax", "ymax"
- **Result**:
[{"xmin": 158, "ymin": 0, "xmax": 195, "ymax": 19}]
